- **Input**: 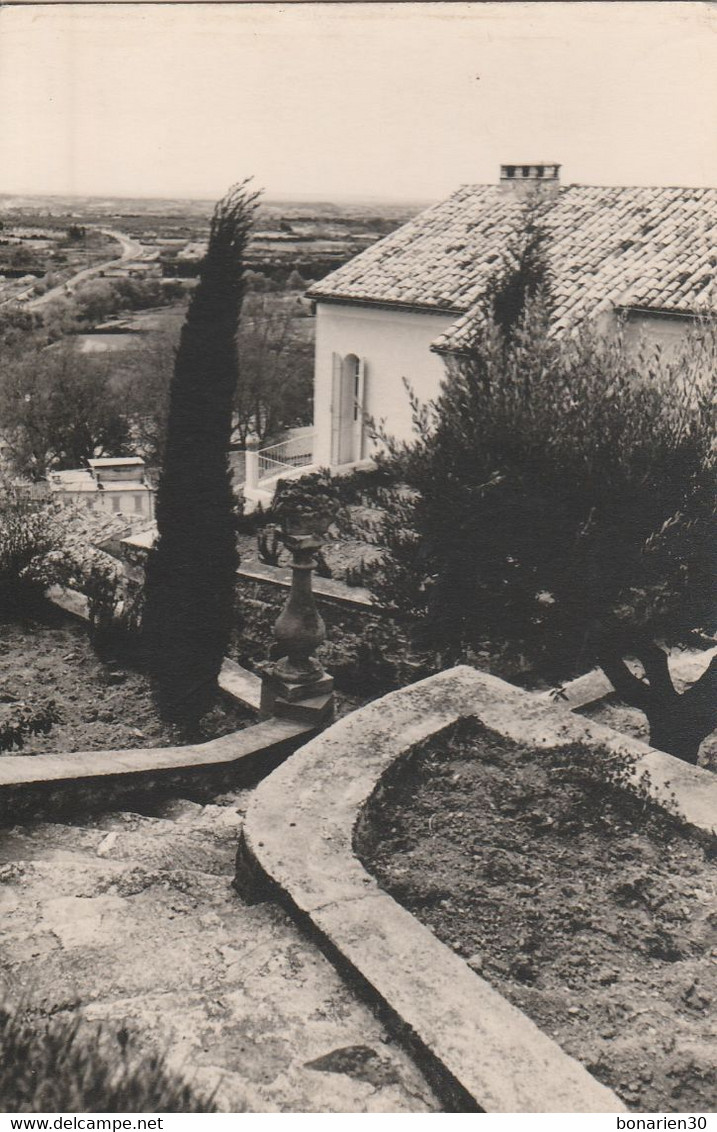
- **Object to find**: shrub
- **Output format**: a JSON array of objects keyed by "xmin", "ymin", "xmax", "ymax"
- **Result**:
[
  {"xmin": 0, "ymin": 701, "xmax": 61, "ymax": 753},
  {"xmin": 83, "ymin": 564, "xmax": 145, "ymax": 661},
  {"xmin": 367, "ymin": 301, "xmax": 717, "ymax": 763},
  {"xmin": 256, "ymin": 525, "xmax": 283, "ymax": 566},
  {"xmin": 269, "ymin": 470, "xmax": 342, "ymax": 529},
  {"xmin": 231, "ymin": 580, "xmax": 433, "ymax": 699},
  {"xmin": 0, "ymin": 1001, "xmax": 216, "ymax": 1113},
  {"xmin": 0, "ymin": 481, "xmax": 68, "ymax": 616}
]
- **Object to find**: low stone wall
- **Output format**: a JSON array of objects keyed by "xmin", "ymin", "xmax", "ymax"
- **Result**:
[
  {"xmin": 241, "ymin": 665, "xmax": 717, "ymax": 1112},
  {"xmin": 0, "ymin": 586, "xmax": 312, "ymax": 822},
  {"xmin": 0, "ymin": 717, "xmax": 312, "ymax": 823},
  {"xmin": 237, "ymin": 559, "xmax": 374, "ymax": 610}
]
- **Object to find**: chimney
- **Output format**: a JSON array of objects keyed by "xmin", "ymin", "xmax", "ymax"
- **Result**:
[{"xmin": 500, "ymin": 162, "xmax": 561, "ymax": 195}]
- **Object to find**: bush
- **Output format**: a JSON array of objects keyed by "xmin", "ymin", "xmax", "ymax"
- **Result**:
[
  {"xmin": 367, "ymin": 301, "xmax": 717, "ymax": 762},
  {"xmin": 0, "ymin": 481, "xmax": 68, "ymax": 616},
  {"xmin": 269, "ymin": 470, "xmax": 342, "ymax": 529},
  {"xmin": 0, "ymin": 1001, "xmax": 216, "ymax": 1113},
  {"xmin": 0, "ymin": 701, "xmax": 61, "ymax": 753},
  {"xmin": 231, "ymin": 581, "xmax": 434, "ymax": 699},
  {"xmin": 83, "ymin": 564, "xmax": 145, "ymax": 661}
]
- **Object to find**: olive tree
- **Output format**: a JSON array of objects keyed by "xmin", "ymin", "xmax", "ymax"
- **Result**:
[{"xmin": 366, "ymin": 299, "xmax": 716, "ymax": 764}]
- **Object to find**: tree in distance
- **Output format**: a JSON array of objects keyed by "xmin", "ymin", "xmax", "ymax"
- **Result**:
[
  {"xmin": 233, "ymin": 292, "xmax": 314, "ymax": 448},
  {"xmin": 0, "ymin": 342, "xmax": 131, "ymax": 479}
]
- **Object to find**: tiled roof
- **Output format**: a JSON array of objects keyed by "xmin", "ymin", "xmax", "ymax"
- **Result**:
[{"xmin": 307, "ymin": 185, "xmax": 716, "ymax": 353}]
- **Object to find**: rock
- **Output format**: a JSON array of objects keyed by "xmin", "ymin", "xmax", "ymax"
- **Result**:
[
  {"xmin": 597, "ymin": 968, "xmax": 619, "ymax": 985},
  {"xmin": 96, "ymin": 833, "xmax": 118, "ymax": 858},
  {"xmin": 682, "ymin": 980, "xmax": 712, "ymax": 1011},
  {"xmin": 467, "ymin": 952, "xmax": 484, "ymax": 972},
  {"xmin": 304, "ymin": 1045, "xmax": 402, "ymax": 1089}
]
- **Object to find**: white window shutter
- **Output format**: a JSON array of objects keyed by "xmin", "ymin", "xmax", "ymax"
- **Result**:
[
  {"xmin": 330, "ymin": 352, "xmax": 342, "ymax": 465},
  {"xmin": 355, "ymin": 358, "xmax": 367, "ymax": 458}
]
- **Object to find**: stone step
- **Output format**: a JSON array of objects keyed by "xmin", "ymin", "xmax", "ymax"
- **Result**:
[
  {"xmin": 0, "ymin": 850, "xmax": 439, "ymax": 1113},
  {"xmin": 68, "ymin": 799, "xmax": 246, "ymax": 836},
  {"xmin": 0, "ymin": 812, "xmax": 240, "ymax": 877}
]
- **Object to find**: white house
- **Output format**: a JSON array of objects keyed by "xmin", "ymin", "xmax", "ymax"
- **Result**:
[
  {"xmin": 307, "ymin": 163, "xmax": 716, "ymax": 468},
  {"xmin": 48, "ymin": 456, "xmax": 155, "ymax": 519}
]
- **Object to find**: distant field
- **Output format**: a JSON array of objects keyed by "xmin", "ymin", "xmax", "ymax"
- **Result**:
[
  {"xmin": 0, "ymin": 192, "xmax": 425, "ymax": 292},
  {"xmin": 0, "ymin": 220, "xmax": 118, "ymax": 305}
]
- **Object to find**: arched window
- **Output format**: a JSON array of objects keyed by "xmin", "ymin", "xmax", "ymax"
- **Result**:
[{"xmin": 331, "ymin": 352, "xmax": 366, "ymax": 466}]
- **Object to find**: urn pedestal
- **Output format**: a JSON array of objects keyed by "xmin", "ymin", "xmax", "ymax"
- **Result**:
[{"xmin": 260, "ymin": 518, "xmax": 335, "ymax": 727}]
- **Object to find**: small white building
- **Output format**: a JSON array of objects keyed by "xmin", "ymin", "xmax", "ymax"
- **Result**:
[
  {"xmin": 307, "ymin": 164, "xmax": 716, "ymax": 466},
  {"xmin": 48, "ymin": 456, "xmax": 155, "ymax": 519}
]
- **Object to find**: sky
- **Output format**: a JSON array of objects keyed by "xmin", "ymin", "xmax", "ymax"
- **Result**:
[{"xmin": 0, "ymin": 1, "xmax": 715, "ymax": 202}]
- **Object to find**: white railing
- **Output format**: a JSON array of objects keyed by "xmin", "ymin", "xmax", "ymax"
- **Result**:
[
  {"xmin": 244, "ymin": 431, "xmax": 316, "ymax": 491},
  {"xmin": 258, "ymin": 453, "xmax": 297, "ymax": 481},
  {"xmin": 258, "ymin": 432, "xmax": 315, "ymax": 472}
]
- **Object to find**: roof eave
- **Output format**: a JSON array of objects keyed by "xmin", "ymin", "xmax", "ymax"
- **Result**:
[
  {"xmin": 430, "ymin": 342, "xmax": 473, "ymax": 357},
  {"xmin": 308, "ymin": 293, "xmax": 463, "ymax": 318},
  {"xmin": 615, "ymin": 304, "xmax": 711, "ymax": 321}
]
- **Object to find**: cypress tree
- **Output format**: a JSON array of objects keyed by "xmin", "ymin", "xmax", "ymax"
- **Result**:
[{"xmin": 143, "ymin": 180, "xmax": 260, "ymax": 727}]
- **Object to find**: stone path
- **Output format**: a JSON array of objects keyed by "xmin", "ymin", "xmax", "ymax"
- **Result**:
[{"xmin": 0, "ymin": 793, "xmax": 440, "ymax": 1113}]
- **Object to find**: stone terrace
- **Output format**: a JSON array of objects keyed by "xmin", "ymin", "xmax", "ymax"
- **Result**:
[{"xmin": 0, "ymin": 789, "xmax": 440, "ymax": 1113}]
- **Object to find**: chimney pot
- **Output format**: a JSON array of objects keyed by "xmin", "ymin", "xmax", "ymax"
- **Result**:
[{"xmin": 500, "ymin": 163, "xmax": 561, "ymax": 194}]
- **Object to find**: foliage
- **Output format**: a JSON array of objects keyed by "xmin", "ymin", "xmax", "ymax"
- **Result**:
[
  {"xmin": 256, "ymin": 525, "xmax": 282, "ymax": 566},
  {"xmin": 0, "ymin": 306, "xmax": 43, "ymax": 350},
  {"xmin": 318, "ymin": 614, "xmax": 434, "ymax": 697},
  {"xmin": 81, "ymin": 562, "xmax": 143, "ymax": 658},
  {"xmin": 269, "ymin": 470, "xmax": 342, "ymax": 527},
  {"xmin": 233, "ymin": 293, "xmax": 313, "ymax": 446},
  {"xmin": 234, "ymin": 492, "xmax": 267, "ymax": 535},
  {"xmin": 481, "ymin": 198, "xmax": 553, "ymax": 342},
  {"xmin": 0, "ymin": 701, "xmax": 61, "ymax": 753},
  {"xmin": 0, "ymin": 480, "xmax": 69, "ymax": 614},
  {"xmin": 285, "ymin": 269, "xmax": 307, "ymax": 291},
  {"xmin": 0, "ymin": 342, "xmax": 132, "ymax": 478},
  {"xmin": 343, "ymin": 559, "xmax": 375, "ymax": 589},
  {"xmin": 326, "ymin": 463, "xmax": 400, "ymax": 507},
  {"xmin": 0, "ymin": 1000, "xmax": 216, "ymax": 1113},
  {"xmin": 71, "ymin": 276, "xmax": 184, "ymax": 326},
  {"xmin": 366, "ymin": 291, "xmax": 717, "ymax": 761},
  {"xmin": 244, "ymin": 269, "xmax": 277, "ymax": 293},
  {"xmin": 231, "ymin": 581, "xmax": 433, "ymax": 699},
  {"xmin": 143, "ymin": 181, "xmax": 260, "ymax": 727},
  {"xmin": 120, "ymin": 329, "xmax": 178, "ymax": 466}
]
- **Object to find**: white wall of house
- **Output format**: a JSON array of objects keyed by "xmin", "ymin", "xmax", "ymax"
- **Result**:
[
  {"xmin": 621, "ymin": 312, "xmax": 698, "ymax": 357},
  {"xmin": 313, "ymin": 302, "xmax": 704, "ymax": 469},
  {"xmin": 313, "ymin": 301, "xmax": 455, "ymax": 466},
  {"xmin": 57, "ymin": 487, "xmax": 155, "ymax": 519}
]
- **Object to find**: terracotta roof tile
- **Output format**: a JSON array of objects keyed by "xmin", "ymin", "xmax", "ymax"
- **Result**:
[{"xmin": 309, "ymin": 184, "xmax": 715, "ymax": 353}]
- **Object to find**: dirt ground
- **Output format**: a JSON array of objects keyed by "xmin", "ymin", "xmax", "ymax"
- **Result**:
[
  {"xmin": 360, "ymin": 720, "xmax": 717, "ymax": 1113},
  {"xmin": 0, "ymin": 609, "xmax": 253, "ymax": 755}
]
